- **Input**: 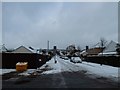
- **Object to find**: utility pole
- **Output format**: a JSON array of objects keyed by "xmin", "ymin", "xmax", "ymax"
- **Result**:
[
  {"xmin": 53, "ymin": 46, "xmax": 57, "ymax": 63},
  {"xmin": 47, "ymin": 40, "xmax": 49, "ymax": 52}
]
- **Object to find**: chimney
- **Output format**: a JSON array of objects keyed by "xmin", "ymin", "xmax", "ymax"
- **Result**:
[
  {"xmin": 53, "ymin": 46, "xmax": 57, "ymax": 50},
  {"xmin": 86, "ymin": 46, "xmax": 89, "ymax": 51}
]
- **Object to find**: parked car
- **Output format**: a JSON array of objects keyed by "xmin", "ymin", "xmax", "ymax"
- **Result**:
[
  {"xmin": 60, "ymin": 56, "xmax": 69, "ymax": 60},
  {"xmin": 70, "ymin": 57, "xmax": 82, "ymax": 63}
]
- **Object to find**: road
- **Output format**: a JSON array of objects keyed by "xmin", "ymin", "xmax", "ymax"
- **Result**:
[{"xmin": 2, "ymin": 56, "xmax": 119, "ymax": 89}]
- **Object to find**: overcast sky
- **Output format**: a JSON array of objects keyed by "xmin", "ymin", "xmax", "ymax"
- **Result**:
[{"xmin": 2, "ymin": 2, "xmax": 118, "ymax": 49}]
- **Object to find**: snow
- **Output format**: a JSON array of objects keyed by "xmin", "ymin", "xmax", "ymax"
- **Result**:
[
  {"xmin": 16, "ymin": 62, "xmax": 28, "ymax": 65},
  {"xmin": 98, "ymin": 52, "xmax": 117, "ymax": 56},
  {"xmin": 0, "ymin": 69, "xmax": 36, "ymax": 76},
  {"xmin": 70, "ymin": 57, "xmax": 82, "ymax": 63},
  {"xmin": 75, "ymin": 62, "xmax": 118, "ymax": 82},
  {"xmin": 0, "ymin": 69, "xmax": 16, "ymax": 75},
  {"xmin": 80, "ymin": 50, "xmax": 86, "ymax": 54},
  {"xmin": 37, "ymin": 55, "xmax": 118, "ymax": 82},
  {"xmin": 38, "ymin": 56, "xmax": 62, "ymax": 74},
  {"xmin": 18, "ymin": 69, "xmax": 36, "ymax": 76},
  {"xmin": 103, "ymin": 41, "xmax": 117, "ymax": 53},
  {"xmin": 1, "ymin": 55, "xmax": 119, "ymax": 82}
]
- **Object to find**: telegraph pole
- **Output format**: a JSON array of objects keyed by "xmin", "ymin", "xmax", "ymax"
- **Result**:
[
  {"xmin": 47, "ymin": 40, "xmax": 49, "ymax": 52},
  {"xmin": 53, "ymin": 46, "xmax": 57, "ymax": 63}
]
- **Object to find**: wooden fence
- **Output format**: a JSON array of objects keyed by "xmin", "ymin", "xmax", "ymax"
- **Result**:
[
  {"xmin": 2, "ymin": 53, "xmax": 51, "ymax": 69},
  {"xmin": 82, "ymin": 55, "xmax": 120, "ymax": 67}
]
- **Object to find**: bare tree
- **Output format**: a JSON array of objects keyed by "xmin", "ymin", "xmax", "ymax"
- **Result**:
[
  {"xmin": 77, "ymin": 46, "xmax": 81, "ymax": 52},
  {"xmin": 66, "ymin": 44, "xmax": 76, "ymax": 56},
  {"xmin": 100, "ymin": 37, "xmax": 107, "ymax": 48},
  {"xmin": 66, "ymin": 44, "xmax": 76, "ymax": 51},
  {"xmin": 99, "ymin": 38, "xmax": 107, "ymax": 56}
]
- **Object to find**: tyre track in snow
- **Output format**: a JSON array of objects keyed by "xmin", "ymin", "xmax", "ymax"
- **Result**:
[
  {"xmin": 50, "ymin": 56, "xmax": 81, "ymax": 88},
  {"xmin": 57, "ymin": 57, "xmax": 83, "ymax": 72},
  {"xmin": 51, "ymin": 57, "xmax": 67, "ymax": 88},
  {"xmin": 56, "ymin": 57, "xmax": 118, "ymax": 88},
  {"xmin": 51, "ymin": 72, "xmax": 67, "ymax": 88}
]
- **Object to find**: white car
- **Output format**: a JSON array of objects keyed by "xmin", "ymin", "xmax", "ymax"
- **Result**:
[{"xmin": 70, "ymin": 57, "xmax": 82, "ymax": 63}]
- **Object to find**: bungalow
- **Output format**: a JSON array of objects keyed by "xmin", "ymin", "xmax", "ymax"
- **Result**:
[
  {"xmin": 98, "ymin": 40, "xmax": 119, "ymax": 56},
  {"xmin": 80, "ymin": 40, "xmax": 119, "ymax": 57},
  {"xmin": 12, "ymin": 46, "xmax": 36, "ymax": 53},
  {"xmin": 80, "ymin": 47, "xmax": 103, "ymax": 57}
]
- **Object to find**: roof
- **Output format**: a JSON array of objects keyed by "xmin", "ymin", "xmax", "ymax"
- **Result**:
[
  {"xmin": 12, "ymin": 46, "xmax": 36, "ymax": 53},
  {"xmin": 103, "ymin": 40, "xmax": 117, "ymax": 53},
  {"xmin": 0, "ymin": 45, "xmax": 7, "ymax": 52},
  {"xmin": 80, "ymin": 47, "xmax": 103, "ymax": 56},
  {"xmin": 87, "ymin": 48, "xmax": 103, "ymax": 55}
]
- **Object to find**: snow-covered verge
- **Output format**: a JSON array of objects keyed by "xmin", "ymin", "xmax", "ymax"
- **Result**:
[
  {"xmin": 37, "ymin": 57, "xmax": 62, "ymax": 74},
  {"xmin": 18, "ymin": 69, "xmax": 36, "ymax": 76},
  {"xmin": 0, "ymin": 69, "xmax": 36, "ymax": 76},
  {"xmin": 75, "ymin": 62, "xmax": 119, "ymax": 82},
  {"xmin": 37, "ymin": 56, "xmax": 119, "ymax": 82},
  {"xmin": 0, "ymin": 69, "xmax": 16, "ymax": 75}
]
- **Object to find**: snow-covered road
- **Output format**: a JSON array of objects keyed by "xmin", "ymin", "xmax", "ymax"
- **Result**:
[{"xmin": 38, "ymin": 55, "xmax": 118, "ymax": 82}]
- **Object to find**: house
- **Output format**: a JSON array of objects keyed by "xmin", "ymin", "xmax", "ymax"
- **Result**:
[
  {"xmin": 98, "ymin": 40, "xmax": 118, "ymax": 55},
  {"xmin": 12, "ymin": 46, "xmax": 36, "ymax": 53},
  {"xmin": 80, "ymin": 47, "xmax": 103, "ymax": 57}
]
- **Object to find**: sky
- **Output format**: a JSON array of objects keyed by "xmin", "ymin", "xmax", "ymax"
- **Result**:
[{"xmin": 2, "ymin": 2, "xmax": 118, "ymax": 49}]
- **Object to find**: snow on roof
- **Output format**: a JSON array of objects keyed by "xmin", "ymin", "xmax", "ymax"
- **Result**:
[
  {"xmin": 25, "ymin": 46, "xmax": 36, "ymax": 53},
  {"xmin": 98, "ymin": 52, "xmax": 117, "ymax": 55},
  {"xmin": 80, "ymin": 50, "xmax": 86, "ymax": 54},
  {"xmin": 12, "ymin": 46, "xmax": 36, "ymax": 53},
  {"xmin": 103, "ymin": 41, "xmax": 117, "ymax": 53},
  {"xmin": 93, "ymin": 42, "xmax": 102, "ymax": 48}
]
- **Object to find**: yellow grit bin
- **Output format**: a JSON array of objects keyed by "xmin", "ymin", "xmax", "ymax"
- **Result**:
[{"xmin": 16, "ymin": 62, "xmax": 28, "ymax": 72}]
